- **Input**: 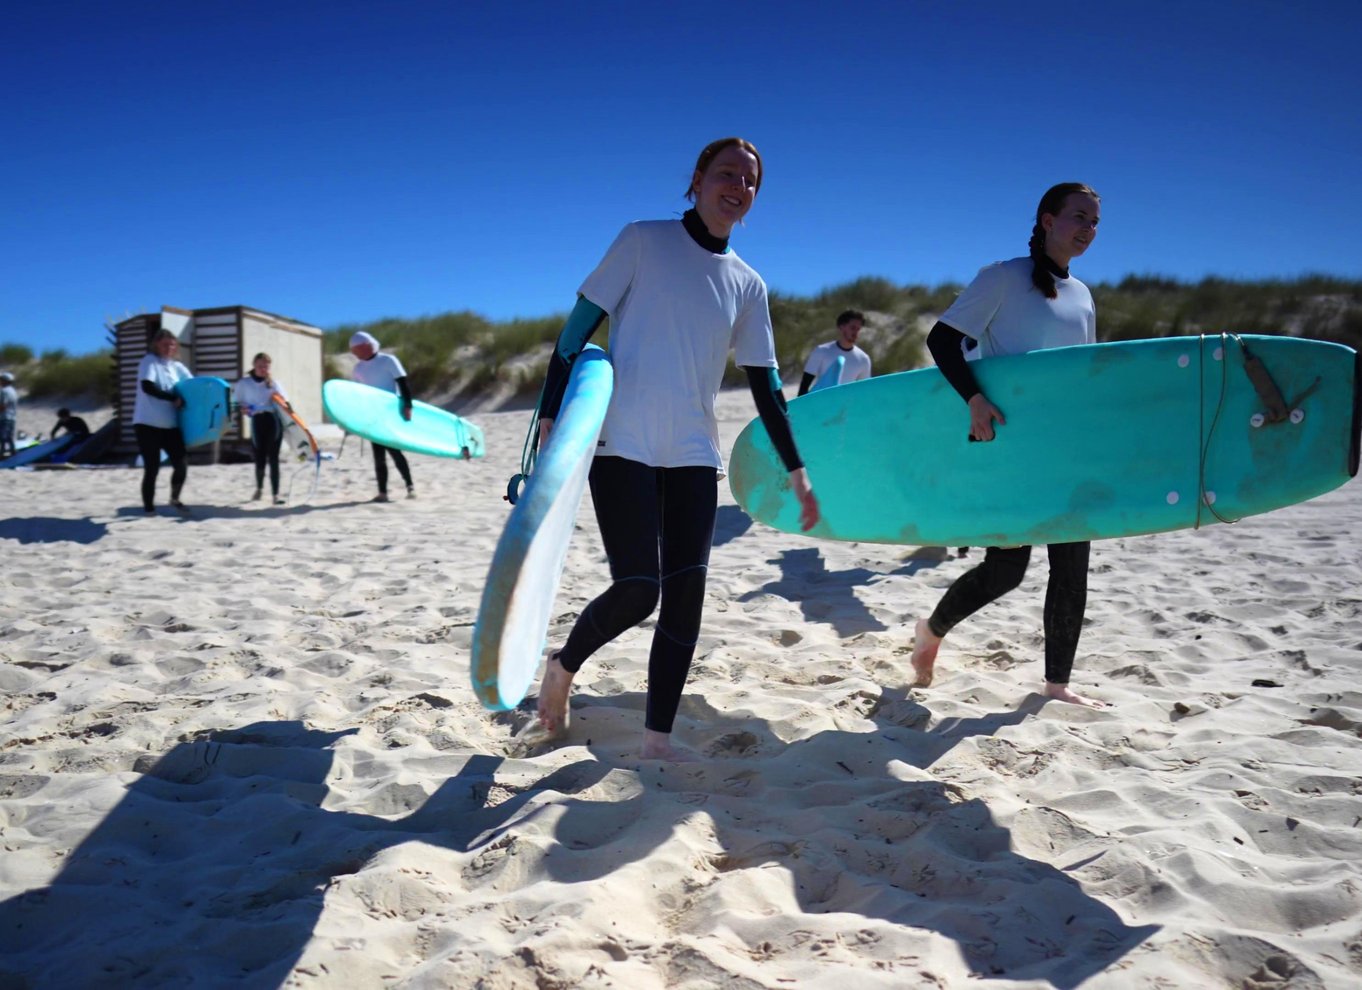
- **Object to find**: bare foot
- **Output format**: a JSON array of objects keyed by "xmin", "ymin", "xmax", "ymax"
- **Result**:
[
  {"xmin": 536, "ymin": 651, "xmax": 574, "ymax": 735},
  {"xmin": 910, "ymin": 618, "xmax": 941, "ymax": 687},
  {"xmin": 640, "ymin": 729, "xmax": 700, "ymax": 762},
  {"xmin": 1044, "ymin": 682, "xmax": 1108, "ymax": 708}
]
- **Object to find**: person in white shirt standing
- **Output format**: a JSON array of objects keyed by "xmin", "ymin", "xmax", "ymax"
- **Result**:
[
  {"xmin": 0, "ymin": 372, "xmax": 17, "ymax": 459},
  {"xmin": 349, "ymin": 331, "xmax": 415, "ymax": 502},
  {"xmin": 132, "ymin": 329, "xmax": 193, "ymax": 514},
  {"xmin": 910, "ymin": 182, "xmax": 1105, "ymax": 708},
  {"xmin": 798, "ymin": 309, "xmax": 873, "ymax": 395},
  {"xmin": 530, "ymin": 137, "xmax": 821, "ymax": 762},
  {"xmin": 234, "ymin": 352, "xmax": 289, "ymax": 505}
]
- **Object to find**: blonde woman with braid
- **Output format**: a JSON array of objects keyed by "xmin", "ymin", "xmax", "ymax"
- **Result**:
[{"xmin": 911, "ymin": 183, "xmax": 1106, "ymax": 708}]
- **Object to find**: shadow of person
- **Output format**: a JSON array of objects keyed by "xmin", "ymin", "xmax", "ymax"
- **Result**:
[
  {"xmin": 113, "ymin": 500, "xmax": 372, "ymax": 522},
  {"xmin": 511, "ymin": 687, "xmax": 1157, "ymax": 987},
  {"xmin": 737, "ymin": 547, "xmax": 949, "ymax": 637},
  {"xmin": 0, "ymin": 720, "xmax": 614, "ymax": 988},
  {"xmin": 0, "ymin": 516, "xmax": 108, "ymax": 545},
  {"xmin": 711, "ymin": 504, "xmax": 754, "ymax": 547}
]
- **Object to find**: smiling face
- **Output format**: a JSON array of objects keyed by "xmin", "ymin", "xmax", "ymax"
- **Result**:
[
  {"xmin": 1042, "ymin": 193, "xmax": 1101, "ymax": 267},
  {"xmin": 690, "ymin": 144, "xmax": 761, "ymax": 239},
  {"xmin": 252, "ymin": 355, "xmax": 272, "ymax": 378}
]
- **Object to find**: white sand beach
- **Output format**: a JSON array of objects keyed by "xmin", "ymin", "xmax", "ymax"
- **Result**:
[{"xmin": 2, "ymin": 388, "xmax": 1360, "ymax": 988}]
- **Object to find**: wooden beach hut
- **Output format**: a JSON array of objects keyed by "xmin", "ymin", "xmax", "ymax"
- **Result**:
[{"xmin": 112, "ymin": 305, "xmax": 324, "ymax": 457}]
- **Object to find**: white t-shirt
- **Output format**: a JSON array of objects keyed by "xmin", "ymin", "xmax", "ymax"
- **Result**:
[
  {"xmin": 0, "ymin": 385, "xmax": 17, "ymax": 420},
  {"xmin": 939, "ymin": 257, "xmax": 1096, "ymax": 357},
  {"xmin": 352, "ymin": 352, "xmax": 407, "ymax": 393},
  {"xmin": 234, "ymin": 375, "xmax": 287, "ymax": 416},
  {"xmin": 133, "ymin": 353, "xmax": 192, "ymax": 429},
  {"xmin": 580, "ymin": 220, "xmax": 777, "ymax": 469},
  {"xmin": 804, "ymin": 340, "xmax": 872, "ymax": 384}
]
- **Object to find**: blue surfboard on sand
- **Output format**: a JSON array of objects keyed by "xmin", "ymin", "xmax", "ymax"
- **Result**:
[
  {"xmin": 0, "ymin": 434, "xmax": 78, "ymax": 468},
  {"xmin": 471, "ymin": 345, "xmax": 614, "ymax": 710},
  {"xmin": 322, "ymin": 380, "xmax": 485, "ymax": 459},
  {"xmin": 175, "ymin": 377, "xmax": 232, "ymax": 448},
  {"xmin": 731, "ymin": 334, "xmax": 1359, "ymax": 547}
]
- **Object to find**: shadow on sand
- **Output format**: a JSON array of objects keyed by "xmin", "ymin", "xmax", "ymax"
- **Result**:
[{"xmin": 0, "ymin": 695, "xmax": 1156, "ymax": 988}]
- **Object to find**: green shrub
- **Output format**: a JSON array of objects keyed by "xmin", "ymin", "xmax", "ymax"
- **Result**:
[{"xmin": 24, "ymin": 350, "xmax": 114, "ymax": 400}]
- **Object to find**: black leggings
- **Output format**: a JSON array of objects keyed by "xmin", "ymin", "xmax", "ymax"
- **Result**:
[
  {"xmin": 373, "ymin": 442, "xmax": 412, "ymax": 493},
  {"xmin": 927, "ymin": 542, "xmax": 1090, "ymax": 684},
  {"xmin": 559, "ymin": 456, "xmax": 718, "ymax": 734},
  {"xmin": 134, "ymin": 424, "xmax": 187, "ymax": 511},
  {"xmin": 251, "ymin": 411, "xmax": 283, "ymax": 495}
]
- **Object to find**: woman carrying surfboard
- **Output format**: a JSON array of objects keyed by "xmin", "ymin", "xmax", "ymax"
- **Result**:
[
  {"xmin": 234, "ymin": 352, "xmax": 288, "ymax": 505},
  {"xmin": 532, "ymin": 137, "xmax": 820, "ymax": 761},
  {"xmin": 911, "ymin": 182, "xmax": 1107, "ymax": 708},
  {"xmin": 133, "ymin": 329, "xmax": 192, "ymax": 515}
]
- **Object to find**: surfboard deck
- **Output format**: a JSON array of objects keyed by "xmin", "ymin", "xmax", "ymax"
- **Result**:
[
  {"xmin": 731, "ymin": 334, "xmax": 1359, "ymax": 546},
  {"xmin": 175, "ymin": 377, "xmax": 232, "ymax": 448},
  {"xmin": 322, "ymin": 380, "xmax": 485, "ymax": 459},
  {"xmin": 471, "ymin": 346, "xmax": 614, "ymax": 710}
]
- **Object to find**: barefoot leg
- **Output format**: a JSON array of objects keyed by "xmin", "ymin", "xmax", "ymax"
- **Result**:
[
  {"xmin": 911, "ymin": 618, "xmax": 942, "ymax": 687},
  {"xmin": 1044, "ymin": 682, "xmax": 1108, "ymax": 709},
  {"xmin": 640, "ymin": 728, "xmax": 700, "ymax": 763},
  {"xmin": 536, "ymin": 651, "xmax": 575, "ymax": 734}
]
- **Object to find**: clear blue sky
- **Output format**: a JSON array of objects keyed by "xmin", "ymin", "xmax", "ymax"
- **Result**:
[{"xmin": 5, "ymin": 0, "xmax": 1359, "ymax": 357}]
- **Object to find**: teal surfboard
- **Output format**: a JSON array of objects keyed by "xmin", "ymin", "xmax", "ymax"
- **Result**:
[
  {"xmin": 731, "ymin": 334, "xmax": 1359, "ymax": 546},
  {"xmin": 471, "ymin": 345, "xmax": 614, "ymax": 710},
  {"xmin": 322, "ymin": 380, "xmax": 485, "ymax": 459},
  {"xmin": 175, "ymin": 377, "xmax": 232, "ymax": 448},
  {"xmin": 810, "ymin": 354, "xmax": 845, "ymax": 392}
]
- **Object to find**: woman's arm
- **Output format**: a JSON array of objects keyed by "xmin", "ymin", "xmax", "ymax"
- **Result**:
[{"xmin": 744, "ymin": 366, "xmax": 819, "ymax": 531}]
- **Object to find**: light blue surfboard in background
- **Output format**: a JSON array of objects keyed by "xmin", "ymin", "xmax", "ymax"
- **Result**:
[
  {"xmin": 175, "ymin": 377, "xmax": 232, "ymax": 448},
  {"xmin": 731, "ymin": 334, "xmax": 1359, "ymax": 547},
  {"xmin": 322, "ymin": 380, "xmax": 485, "ymax": 459},
  {"xmin": 471, "ymin": 345, "xmax": 614, "ymax": 711},
  {"xmin": 810, "ymin": 353, "xmax": 845, "ymax": 392}
]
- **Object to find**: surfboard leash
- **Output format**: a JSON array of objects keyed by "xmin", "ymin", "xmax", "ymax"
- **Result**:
[{"xmin": 1196, "ymin": 333, "xmax": 1236, "ymax": 527}]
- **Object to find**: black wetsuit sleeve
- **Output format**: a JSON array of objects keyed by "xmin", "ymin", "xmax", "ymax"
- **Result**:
[
  {"xmin": 141, "ymin": 379, "xmax": 177, "ymax": 402},
  {"xmin": 395, "ymin": 376, "xmax": 413, "ymax": 407},
  {"xmin": 927, "ymin": 321, "xmax": 982, "ymax": 404},
  {"xmin": 541, "ymin": 297, "xmax": 608, "ymax": 420},
  {"xmin": 798, "ymin": 372, "xmax": 815, "ymax": 397},
  {"xmin": 744, "ymin": 366, "xmax": 803, "ymax": 472}
]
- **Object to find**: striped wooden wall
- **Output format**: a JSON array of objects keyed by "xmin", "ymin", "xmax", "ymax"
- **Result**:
[
  {"xmin": 114, "ymin": 315, "xmax": 157, "ymax": 449},
  {"xmin": 188, "ymin": 309, "xmax": 243, "ymax": 440}
]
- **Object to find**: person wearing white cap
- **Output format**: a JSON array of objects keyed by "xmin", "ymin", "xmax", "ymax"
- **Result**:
[
  {"xmin": 349, "ymin": 331, "xmax": 416, "ymax": 502},
  {"xmin": 0, "ymin": 372, "xmax": 17, "ymax": 459}
]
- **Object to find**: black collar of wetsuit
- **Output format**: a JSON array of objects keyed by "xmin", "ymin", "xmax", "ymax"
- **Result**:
[
  {"xmin": 682, "ymin": 208, "xmax": 729, "ymax": 254},
  {"xmin": 250, "ymin": 372, "xmax": 266, "ymax": 382},
  {"xmin": 1042, "ymin": 253, "xmax": 1069, "ymax": 279}
]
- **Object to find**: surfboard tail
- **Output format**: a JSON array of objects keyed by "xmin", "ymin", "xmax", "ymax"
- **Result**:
[{"xmin": 1349, "ymin": 347, "xmax": 1360, "ymax": 479}]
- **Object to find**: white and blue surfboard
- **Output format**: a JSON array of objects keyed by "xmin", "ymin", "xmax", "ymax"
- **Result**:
[{"xmin": 471, "ymin": 345, "xmax": 614, "ymax": 710}]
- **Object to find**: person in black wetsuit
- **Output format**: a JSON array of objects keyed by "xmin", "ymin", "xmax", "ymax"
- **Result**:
[
  {"xmin": 52, "ymin": 408, "xmax": 91, "ymax": 440},
  {"xmin": 531, "ymin": 137, "xmax": 821, "ymax": 761},
  {"xmin": 911, "ymin": 182, "xmax": 1108, "ymax": 709}
]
